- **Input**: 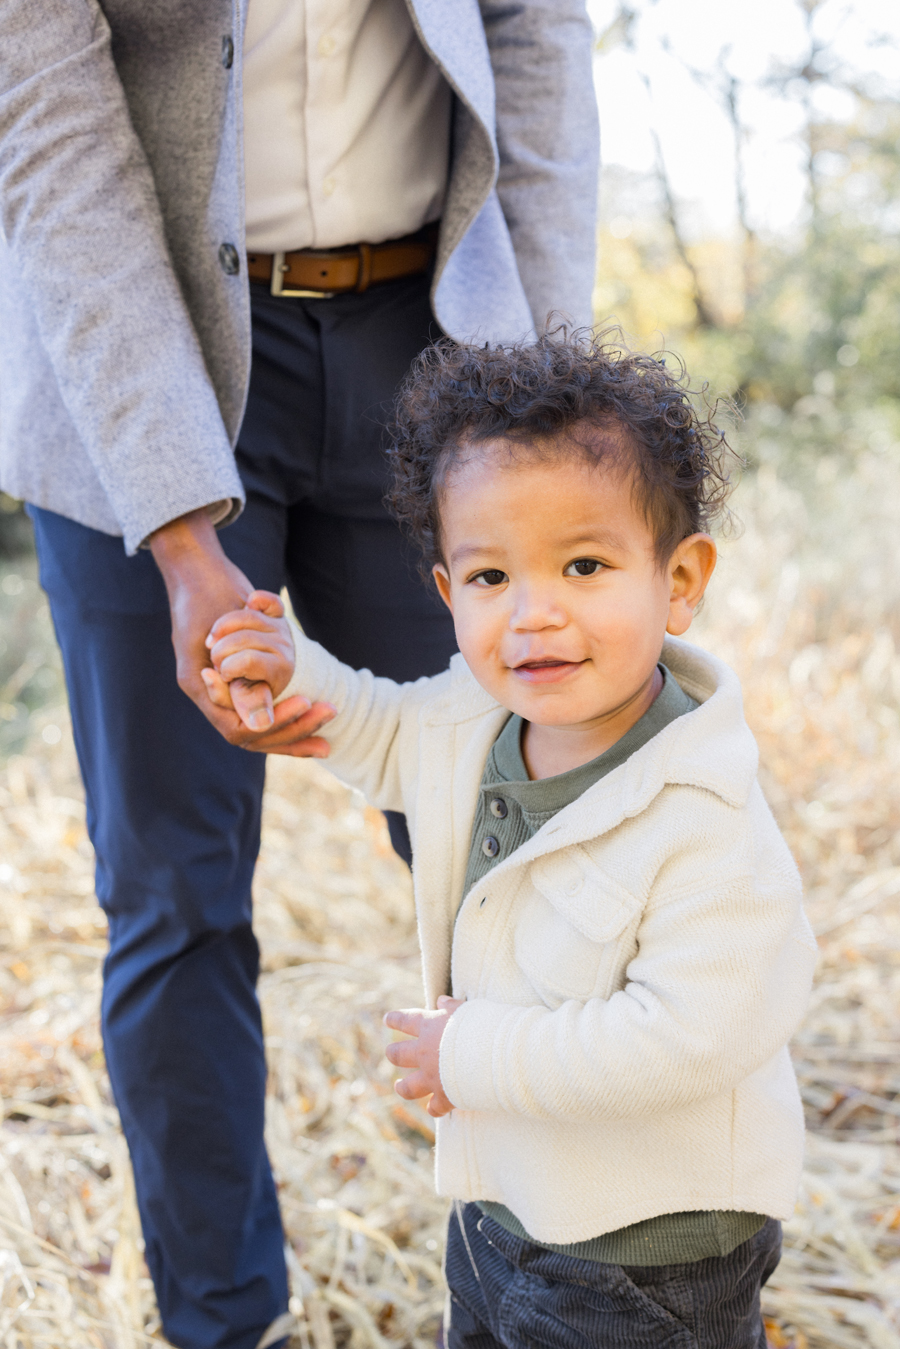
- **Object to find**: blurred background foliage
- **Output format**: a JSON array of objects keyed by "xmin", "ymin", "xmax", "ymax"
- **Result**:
[{"xmin": 593, "ymin": 0, "xmax": 900, "ymax": 491}]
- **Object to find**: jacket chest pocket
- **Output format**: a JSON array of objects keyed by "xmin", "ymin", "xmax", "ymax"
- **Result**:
[{"xmin": 513, "ymin": 849, "xmax": 644, "ymax": 1007}]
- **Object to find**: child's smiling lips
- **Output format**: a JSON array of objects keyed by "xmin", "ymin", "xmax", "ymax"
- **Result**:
[{"xmin": 511, "ymin": 656, "xmax": 585, "ymax": 684}]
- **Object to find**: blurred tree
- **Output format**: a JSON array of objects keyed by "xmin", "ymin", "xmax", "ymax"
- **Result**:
[{"xmin": 594, "ymin": 0, "xmax": 900, "ymax": 469}]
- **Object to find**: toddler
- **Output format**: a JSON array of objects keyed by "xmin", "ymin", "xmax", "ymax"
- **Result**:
[{"xmin": 203, "ymin": 336, "xmax": 816, "ymax": 1349}]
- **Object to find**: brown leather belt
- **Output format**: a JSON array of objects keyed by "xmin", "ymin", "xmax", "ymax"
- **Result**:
[{"xmin": 247, "ymin": 225, "xmax": 438, "ymax": 298}]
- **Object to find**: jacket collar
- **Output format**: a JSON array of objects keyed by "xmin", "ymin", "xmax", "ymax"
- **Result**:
[{"xmin": 428, "ymin": 638, "xmax": 759, "ymax": 876}]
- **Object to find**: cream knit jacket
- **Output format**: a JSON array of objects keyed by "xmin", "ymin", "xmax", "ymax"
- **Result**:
[{"xmin": 282, "ymin": 627, "xmax": 817, "ymax": 1244}]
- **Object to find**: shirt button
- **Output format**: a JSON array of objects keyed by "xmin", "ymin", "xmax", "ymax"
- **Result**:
[
  {"xmin": 489, "ymin": 798, "xmax": 508, "ymax": 819},
  {"xmin": 221, "ymin": 35, "xmax": 234, "ymax": 68},
  {"xmin": 322, "ymin": 176, "xmax": 336, "ymax": 197},
  {"xmin": 482, "ymin": 836, "xmax": 500, "ymax": 858},
  {"xmin": 218, "ymin": 243, "xmax": 240, "ymax": 275},
  {"xmin": 318, "ymin": 33, "xmax": 337, "ymax": 56}
]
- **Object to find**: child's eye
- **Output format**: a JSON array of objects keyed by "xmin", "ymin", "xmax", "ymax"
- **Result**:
[
  {"xmin": 564, "ymin": 559, "xmax": 603, "ymax": 577},
  {"xmin": 472, "ymin": 569, "xmax": 508, "ymax": 587}
]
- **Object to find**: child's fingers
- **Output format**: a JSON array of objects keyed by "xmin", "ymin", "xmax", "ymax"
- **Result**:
[
  {"xmin": 206, "ymin": 608, "xmax": 285, "ymax": 647},
  {"xmin": 384, "ymin": 1009, "xmax": 424, "ymax": 1037},
  {"xmin": 217, "ymin": 649, "xmax": 286, "ymax": 687},
  {"xmin": 384, "ymin": 1039, "xmax": 420, "ymax": 1069},
  {"xmin": 426, "ymin": 1090, "xmax": 454, "ymax": 1118},
  {"xmin": 206, "ymin": 625, "xmax": 294, "ymax": 706},
  {"xmin": 230, "ymin": 677, "xmax": 275, "ymax": 732},
  {"xmin": 200, "ymin": 667, "xmax": 236, "ymax": 710},
  {"xmin": 393, "ymin": 1070, "xmax": 433, "ymax": 1103},
  {"xmin": 245, "ymin": 589, "xmax": 285, "ymax": 618}
]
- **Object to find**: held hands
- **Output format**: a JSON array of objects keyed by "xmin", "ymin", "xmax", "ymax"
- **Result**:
[
  {"xmin": 150, "ymin": 510, "xmax": 333, "ymax": 756},
  {"xmin": 384, "ymin": 996, "xmax": 463, "ymax": 1118},
  {"xmin": 202, "ymin": 589, "xmax": 336, "ymax": 758}
]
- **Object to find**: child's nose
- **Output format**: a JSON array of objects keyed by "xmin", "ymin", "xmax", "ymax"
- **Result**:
[{"xmin": 509, "ymin": 585, "xmax": 567, "ymax": 631}]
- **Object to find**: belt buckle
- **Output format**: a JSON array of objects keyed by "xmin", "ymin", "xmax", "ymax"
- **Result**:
[{"xmin": 270, "ymin": 251, "xmax": 335, "ymax": 299}]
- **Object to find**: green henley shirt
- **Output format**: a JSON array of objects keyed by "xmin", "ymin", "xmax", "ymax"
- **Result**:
[{"xmin": 460, "ymin": 666, "xmax": 767, "ymax": 1266}]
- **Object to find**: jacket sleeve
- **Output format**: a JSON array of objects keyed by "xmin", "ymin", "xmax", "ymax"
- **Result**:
[
  {"xmin": 278, "ymin": 619, "xmax": 444, "ymax": 817},
  {"xmin": 479, "ymin": 0, "xmax": 599, "ymax": 331},
  {"xmin": 439, "ymin": 865, "xmax": 817, "ymax": 1121},
  {"xmin": 0, "ymin": 1, "xmax": 244, "ymax": 553}
]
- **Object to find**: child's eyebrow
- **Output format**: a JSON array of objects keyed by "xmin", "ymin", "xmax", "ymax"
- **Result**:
[
  {"xmin": 448, "ymin": 528, "xmax": 630, "ymax": 567},
  {"xmin": 555, "ymin": 529, "xmax": 630, "ymax": 552},
  {"xmin": 448, "ymin": 543, "xmax": 496, "ymax": 565}
]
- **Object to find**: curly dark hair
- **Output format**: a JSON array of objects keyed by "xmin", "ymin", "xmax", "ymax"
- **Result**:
[{"xmin": 387, "ymin": 330, "xmax": 738, "ymax": 570}]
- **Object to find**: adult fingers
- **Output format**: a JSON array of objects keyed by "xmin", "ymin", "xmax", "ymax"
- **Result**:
[
  {"xmin": 234, "ymin": 701, "xmax": 335, "ymax": 754},
  {"xmin": 186, "ymin": 683, "xmax": 316, "ymax": 750},
  {"xmin": 265, "ymin": 737, "xmax": 332, "ymax": 759}
]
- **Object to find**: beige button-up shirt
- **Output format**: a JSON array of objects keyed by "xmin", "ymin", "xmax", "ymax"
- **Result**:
[{"xmin": 243, "ymin": 0, "xmax": 452, "ymax": 252}]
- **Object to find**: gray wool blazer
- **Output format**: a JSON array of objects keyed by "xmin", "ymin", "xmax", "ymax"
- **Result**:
[{"xmin": 0, "ymin": 0, "xmax": 598, "ymax": 554}]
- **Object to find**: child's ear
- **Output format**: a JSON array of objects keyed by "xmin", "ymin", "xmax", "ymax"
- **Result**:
[
  {"xmin": 666, "ymin": 534, "xmax": 716, "ymax": 636},
  {"xmin": 433, "ymin": 564, "xmax": 453, "ymax": 613}
]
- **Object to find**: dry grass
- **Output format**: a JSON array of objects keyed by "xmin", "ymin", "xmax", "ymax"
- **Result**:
[{"xmin": 3, "ymin": 450, "xmax": 900, "ymax": 1347}]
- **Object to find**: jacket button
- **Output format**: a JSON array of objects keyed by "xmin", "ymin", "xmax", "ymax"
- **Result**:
[
  {"xmin": 482, "ymin": 836, "xmax": 500, "ymax": 858},
  {"xmin": 221, "ymin": 35, "xmax": 234, "ymax": 68},
  {"xmin": 218, "ymin": 243, "xmax": 240, "ymax": 275},
  {"xmin": 489, "ymin": 797, "xmax": 508, "ymax": 819}
]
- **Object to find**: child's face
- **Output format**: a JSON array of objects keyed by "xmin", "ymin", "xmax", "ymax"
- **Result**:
[{"xmin": 432, "ymin": 443, "xmax": 715, "ymax": 734}]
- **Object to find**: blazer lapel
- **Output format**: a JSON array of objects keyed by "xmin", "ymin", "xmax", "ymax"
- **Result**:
[{"xmin": 404, "ymin": 0, "xmax": 496, "ymax": 136}]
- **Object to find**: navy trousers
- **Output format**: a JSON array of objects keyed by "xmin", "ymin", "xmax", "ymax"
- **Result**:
[
  {"xmin": 31, "ymin": 274, "xmax": 457, "ymax": 1349},
  {"xmin": 445, "ymin": 1204, "xmax": 782, "ymax": 1349}
]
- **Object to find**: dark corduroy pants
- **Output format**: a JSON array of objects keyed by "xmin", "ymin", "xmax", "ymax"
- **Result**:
[
  {"xmin": 29, "ymin": 273, "xmax": 456, "ymax": 1349},
  {"xmin": 445, "ymin": 1203, "xmax": 782, "ymax": 1349}
]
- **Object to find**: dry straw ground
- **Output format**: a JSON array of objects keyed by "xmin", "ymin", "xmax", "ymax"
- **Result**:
[{"xmin": 3, "ymin": 453, "xmax": 900, "ymax": 1348}]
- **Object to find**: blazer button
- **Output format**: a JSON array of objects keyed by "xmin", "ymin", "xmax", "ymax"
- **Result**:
[
  {"xmin": 489, "ymin": 797, "xmax": 508, "ymax": 819},
  {"xmin": 481, "ymin": 836, "xmax": 500, "ymax": 858},
  {"xmin": 218, "ymin": 243, "xmax": 240, "ymax": 275},
  {"xmin": 221, "ymin": 35, "xmax": 235, "ymax": 68}
]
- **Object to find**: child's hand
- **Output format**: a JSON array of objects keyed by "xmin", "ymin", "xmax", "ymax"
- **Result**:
[
  {"xmin": 202, "ymin": 591, "xmax": 334, "ymax": 750},
  {"xmin": 384, "ymin": 995, "xmax": 463, "ymax": 1118}
]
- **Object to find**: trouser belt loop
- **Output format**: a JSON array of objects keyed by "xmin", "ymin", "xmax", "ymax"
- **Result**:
[{"xmin": 356, "ymin": 241, "xmax": 372, "ymax": 293}]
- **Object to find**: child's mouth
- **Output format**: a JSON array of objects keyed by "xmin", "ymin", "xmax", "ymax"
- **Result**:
[{"xmin": 512, "ymin": 658, "xmax": 583, "ymax": 684}]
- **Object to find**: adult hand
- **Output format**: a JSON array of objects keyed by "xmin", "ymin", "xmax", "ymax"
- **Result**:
[{"xmin": 149, "ymin": 510, "xmax": 333, "ymax": 755}]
